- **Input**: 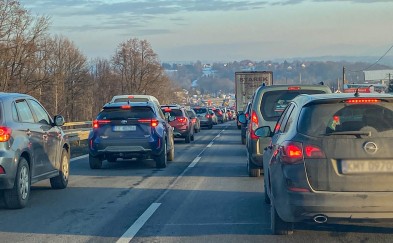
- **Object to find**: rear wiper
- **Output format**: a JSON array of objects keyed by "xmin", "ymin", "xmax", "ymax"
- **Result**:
[{"xmin": 324, "ymin": 131, "xmax": 371, "ymax": 137}]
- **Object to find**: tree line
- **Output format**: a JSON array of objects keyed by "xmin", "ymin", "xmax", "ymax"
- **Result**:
[{"xmin": 0, "ymin": 1, "xmax": 180, "ymax": 122}]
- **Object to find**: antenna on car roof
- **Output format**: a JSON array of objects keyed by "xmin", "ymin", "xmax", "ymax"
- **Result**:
[{"xmin": 354, "ymin": 88, "xmax": 360, "ymax": 97}]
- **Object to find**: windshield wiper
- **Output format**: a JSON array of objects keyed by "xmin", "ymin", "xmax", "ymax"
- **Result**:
[{"xmin": 324, "ymin": 131, "xmax": 371, "ymax": 137}]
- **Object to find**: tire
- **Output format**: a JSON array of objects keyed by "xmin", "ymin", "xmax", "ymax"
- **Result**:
[
  {"xmin": 237, "ymin": 125, "xmax": 241, "ymax": 130},
  {"xmin": 167, "ymin": 138, "xmax": 175, "ymax": 161},
  {"xmin": 208, "ymin": 124, "xmax": 213, "ymax": 129},
  {"xmin": 89, "ymin": 154, "xmax": 103, "ymax": 169},
  {"xmin": 185, "ymin": 132, "xmax": 191, "ymax": 143},
  {"xmin": 50, "ymin": 149, "xmax": 69, "ymax": 189},
  {"xmin": 241, "ymin": 136, "xmax": 246, "ymax": 145},
  {"xmin": 271, "ymin": 202, "xmax": 293, "ymax": 235},
  {"xmin": 191, "ymin": 132, "xmax": 195, "ymax": 141},
  {"xmin": 4, "ymin": 158, "xmax": 30, "ymax": 209},
  {"xmin": 155, "ymin": 142, "xmax": 167, "ymax": 168},
  {"xmin": 247, "ymin": 154, "xmax": 260, "ymax": 177}
]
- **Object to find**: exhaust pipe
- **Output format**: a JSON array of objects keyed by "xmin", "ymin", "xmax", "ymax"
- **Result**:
[{"xmin": 313, "ymin": 215, "xmax": 328, "ymax": 224}]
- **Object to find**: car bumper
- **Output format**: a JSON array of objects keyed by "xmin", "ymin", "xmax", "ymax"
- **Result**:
[
  {"xmin": 0, "ymin": 155, "xmax": 18, "ymax": 189},
  {"xmin": 273, "ymin": 184, "xmax": 393, "ymax": 223}
]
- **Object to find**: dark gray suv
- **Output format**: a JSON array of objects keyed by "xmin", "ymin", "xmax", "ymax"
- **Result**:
[{"xmin": 0, "ymin": 93, "xmax": 69, "ymax": 209}]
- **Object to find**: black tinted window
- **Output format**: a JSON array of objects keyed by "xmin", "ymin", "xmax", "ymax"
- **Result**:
[
  {"xmin": 261, "ymin": 90, "xmax": 325, "ymax": 121},
  {"xmin": 193, "ymin": 108, "xmax": 207, "ymax": 114},
  {"xmin": 298, "ymin": 103, "xmax": 393, "ymax": 137},
  {"xmin": 162, "ymin": 108, "xmax": 182, "ymax": 117},
  {"xmin": 98, "ymin": 106, "xmax": 155, "ymax": 120}
]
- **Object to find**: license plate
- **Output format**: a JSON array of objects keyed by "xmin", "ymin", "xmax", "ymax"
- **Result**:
[
  {"xmin": 342, "ymin": 160, "xmax": 393, "ymax": 174},
  {"xmin": 113, "ymin": 125, "xmax": 136, "ymax": 132}
]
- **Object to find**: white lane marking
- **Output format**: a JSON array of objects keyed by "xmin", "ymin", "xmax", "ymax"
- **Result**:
[
  {"xmin": 207, "ymin": 142, "xmax": 213, "ymax": 147},
  {"xmin": 116, "ymin": 203, "xmax": 161, "ymax": 243},
  {"xmin": 70, "ymin": 154, "xmax": 88, "ymax": 162},
  {"xmin": 188, "ymin": 156, "xmax": 201, "ymax": 168}
]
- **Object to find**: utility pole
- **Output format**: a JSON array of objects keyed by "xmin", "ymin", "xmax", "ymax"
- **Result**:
[{"xmin": 342, "ymin": 66, "xmax": 346, "ymax": 91}]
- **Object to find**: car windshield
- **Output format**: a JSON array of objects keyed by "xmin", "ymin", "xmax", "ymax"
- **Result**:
[
  {"xmin": 261, "ymin": 90, "xmax": 326, "ymax": 121},
  {"xmin": 298, "ymin": 102, "xmax": 393, "ymax": 137},
  {"xmin": 98, "ymin": 106, "xmax": 155, "ymax": 119}
]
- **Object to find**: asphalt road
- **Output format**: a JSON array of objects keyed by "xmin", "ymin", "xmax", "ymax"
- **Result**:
[{"xmin": 0, "ymin": 121, "xmax": 393, "ymax": 242}]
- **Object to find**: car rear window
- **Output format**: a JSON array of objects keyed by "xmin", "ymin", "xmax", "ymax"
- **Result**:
[
  {"xmin": 113, "ymin": 98, "xmax": 149, "ymax": 102},
  {"xmin": 97, "ymin": 106, "xmax": 155, "ymax": 120},
  {"xmin": 261, "ymin": 90, "xmax": 326, "ymax": 121},
  {"xmin": 162, "ymin": 108, "xmax": 183, "ymax": 117},
  {"xmin": 298, "ymin": 102, "xmax": 393, "ymax": 137},
  {"xmin": 193, "ymin": 108, "xmax": 207, "ymax": 114}
]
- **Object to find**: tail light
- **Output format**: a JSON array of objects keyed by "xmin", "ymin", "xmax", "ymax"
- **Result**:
[
  {"xmin": 121, "ymin": 105, "xmax": 131, "ymax": 109},
  {"xmin": 345, "ymin": 99, "xmax": 380, "ymax": 103},
  {"xmin": 280, "ymin": 142, "xmax": 326, "ymax": 164},
  {"xmin": 218, "ymin": 110, "xmax": 222, "ymax": 115},
  {"xmin": 177, "ymin": 117, "xmax": 187, "ymax": 123},
  {"xmin": 250, "ymin": 110, "xmax": 259, "ymax": 140},
  {"xmin": 205, "ymin": 114, "xmax": 211, "ymax": 119},
  {"xmin": 0, "ymin": 126, "xmax": 11, "ymax": 142},
  {"xmin": 138, "ymin": 119, "xmax": 159, "ymax": 127},
  {"xmin": 93, "ymin": 120, "xmax": 110, "ymax": 129},
  {"xmin": 0, "ymin": 165, "xmax": 5, "ymax": 174}
]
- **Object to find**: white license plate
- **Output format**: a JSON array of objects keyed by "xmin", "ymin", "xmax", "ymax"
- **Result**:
[
  {"xmin": 342, "ymin": 160, "xmax": 393, "ymax": 174},
  {"xmin": 113, "ymin": 125, "xmax": 136, "ymax": 132}
]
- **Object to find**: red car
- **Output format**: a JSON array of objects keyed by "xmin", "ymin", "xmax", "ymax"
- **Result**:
[{"xmin": 161, "ymin": 105, "xmax": 195, "ymax": 143}]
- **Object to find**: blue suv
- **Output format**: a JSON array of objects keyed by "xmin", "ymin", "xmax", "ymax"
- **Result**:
[{"xmin": 88, "ymin": 101, "xmax": 175, "ymax": 169}]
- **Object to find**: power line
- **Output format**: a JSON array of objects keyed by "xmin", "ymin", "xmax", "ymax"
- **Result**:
[{"xmin": 346, "ymin": 43, "xmax": 393, "ymax": 73}]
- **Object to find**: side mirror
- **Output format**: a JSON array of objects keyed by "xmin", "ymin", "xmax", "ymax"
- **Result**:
[
  {"xmin": 54, "ymin": 115, "xmax": 65, "ymax": 126},
  {"xmin": 254, "ymin": 126, "xmax": 272, "ymax": 138},
  {"xmin": 238, "ymin": 114, "xmax": 247, "ymax": 124}
]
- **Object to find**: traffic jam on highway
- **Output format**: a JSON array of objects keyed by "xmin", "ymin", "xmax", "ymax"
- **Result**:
[{"xmin": 1, "ymin": 71, "xmax": 393, "ymax": 241}]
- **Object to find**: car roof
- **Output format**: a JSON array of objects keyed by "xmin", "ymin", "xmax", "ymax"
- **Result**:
[
  {"xmin": 257, "ymin": 84, "xmax": 332, "ymax": 92},
  {"xmin": 293, "ymin": 92, "xmax": 393, "ymax": 106},
  {"xmin": 110, "ymin": 94, "xmax": 160, "ymax": 103},
  {"xmin": 103, "ymin": 101, "xmax": 156, "ymax": 108},
  {"xmin": 0, "ymin": 92, "xmax": 32, "ymax": 100}
]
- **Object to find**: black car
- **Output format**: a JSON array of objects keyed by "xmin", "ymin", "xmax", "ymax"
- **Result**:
[
  {"xmin": 88, "ymin": 101, "xmax": 175, "ymax": 169},
  {"xmin": 0, "ymin": 93, "xmax": 69, "ymax": 209},
  {"xmin": 259, "ymin": 93, "xmax": 393, "ymax": 235}
]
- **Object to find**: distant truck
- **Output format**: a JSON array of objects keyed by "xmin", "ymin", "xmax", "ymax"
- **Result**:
[{"xmin": 235, "ymin": 71, "xmax": 273, "ymax": 113}]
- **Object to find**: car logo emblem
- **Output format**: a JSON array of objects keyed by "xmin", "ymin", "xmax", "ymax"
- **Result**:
[
  {"xmin": 121, "ymin": 120, "xmax": 127, "ymax": 124},
  {"xmin": 363, "ymin": 142, "xmax": 378, "ymax": 155}
]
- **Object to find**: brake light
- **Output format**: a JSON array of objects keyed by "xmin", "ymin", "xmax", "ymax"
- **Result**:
[
  {"xmin": 164, "ymin": 107, "xmax": 171, "ymax": 112},
  {"xmin": 280, "ymin": 142, "xmax": 303, "ymax": 164},
  {"xmin": 177, "ymin": 117, "xmax": 187, "ymax": 123},
  {"xmin": 0, "ymin": 127, "xmax": 11, "ymax": 142},
  {"xmin": 0, "ymin": 165, "xmax": 4, "ymax": 174},
  {"xmin": 138, "ymin": 119, "xmax": 159, "ymax": 127},
  {"xmin": 345, "ymin": 99, "xmax": 380, "ymax": 103},
  {"xmin": 288, "ymin": 86, "xmax": 301, "ymax": 90},
  {"xmin": 218, "ymin": 110, "xmax": 222, "ymax": 115},
  {"xmin": 93, "ymin": 120, "xmax": 110, "ymax": 129},
  {"xmin": 304, "ymin": 145, "xmax": 326, "ymax": 158},
  {"xmin": 250, "ymin": 110, "xmax": 259, "ymax": 140},
  {"xmin": 205, "ymin": 114, "xmax": 211, "ymax": 119},
  {"xmin": 121, "ymin": 105, "xmax": 131, "ymax": 109},
  {"xmin": 128, "ymin": 95, "xmax": 134, "ymax": 98}
]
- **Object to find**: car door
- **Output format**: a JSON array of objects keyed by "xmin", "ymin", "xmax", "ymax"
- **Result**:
[
  {"xmin": 28, "ymin": 99, "xmax": 61, "ymax": 172},
  {"xmin": 14, "ymin": 99, "xmax": 47, "ymax": 177},
  {"xmin": 263, "ymin": 103, "xmax": 295, "ymax": 198}
]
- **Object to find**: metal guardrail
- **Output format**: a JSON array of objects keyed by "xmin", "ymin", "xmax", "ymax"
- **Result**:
[{"xmin": 63, "ymin": 121, "xmax": 92, "ymax": 143}]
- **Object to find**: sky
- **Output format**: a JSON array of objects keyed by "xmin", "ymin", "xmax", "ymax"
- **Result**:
[{"xmin": 19, "ymin": 0, "xmax": 393, "ymax": 63}]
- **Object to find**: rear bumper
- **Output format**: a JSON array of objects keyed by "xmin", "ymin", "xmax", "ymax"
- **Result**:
[
  {"xmin": 274, "ymin": 185, "xmax": 393, "ymax": 222},
  {"xmin": 0, "ymin": 155, "xmax": 17, "ymax": 189}
]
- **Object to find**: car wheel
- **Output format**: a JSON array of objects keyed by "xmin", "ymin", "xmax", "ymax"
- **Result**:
[
  {"xmin": 208, "ymin": 124, "xmax": 213, "ymax": 129},
  {"xmin": 191, "ymin": 132, "xmax": 195, "ymax": 141},
  {"xmin": 4, "ymin": 158, "xmax": 30, "ymax": 209},
  {"xmin": 271, "ymin": 201, "xmax": 293, "ymax": 235},
  {"xmin": 89, "ymin": 154, "xmax": 102, "ymax": 169},
  {"xmin": 50, "ymin": 149, "xmax": 69, "ymax": 189},
  {"xmin": 155, "ymin": 142, "xmax": 167, "ymax": 168},
  {"xmin": 247, "ymin": 154, "xmax": 260, "ymax": 177},
  {"xmin": 241, "ymin": 136, "xmax": 246, "ymax": 145},
  {"xmin": 237, "ymin": 125, "xmax": 241, "ymax": 130},
  {"xmin": 167, "ymin": 138, "xmax": 175, "ymax": 161},
  {"xmin": 185, "ymin": 133, "xmax": 191, "ymax": 143}
]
